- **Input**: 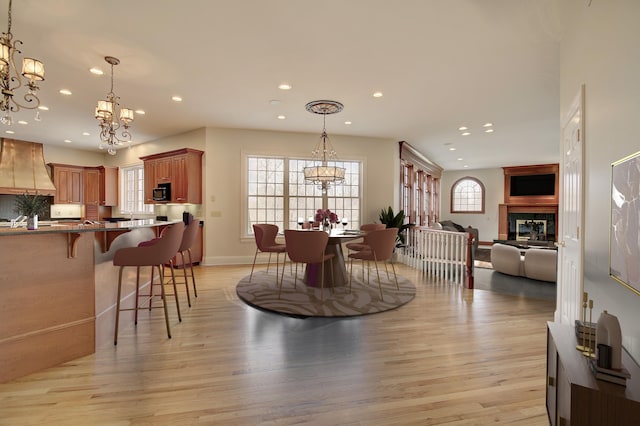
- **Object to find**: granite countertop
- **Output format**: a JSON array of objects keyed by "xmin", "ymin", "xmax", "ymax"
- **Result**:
[{"xmin": 0, "ymin": 219, "xmax": 179, "ymax": 236}]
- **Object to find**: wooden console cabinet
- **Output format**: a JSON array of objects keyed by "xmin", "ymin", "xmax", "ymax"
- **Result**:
[
  {"xmin": 140, "ymin": 148, "xmax": 204, "ymax": 204},
  {"xmin": 546, "ymin": 322, "xmax": 640, "ymax": 425}
]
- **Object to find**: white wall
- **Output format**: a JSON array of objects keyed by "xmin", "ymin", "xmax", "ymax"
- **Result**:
[
  {"xmin": 560, "ymin": 0, "xmax": 640, "ymax": 361},
  {"xmin": 43, "ymin": 144, "xmax": 106, "ymax": 166},
  {"xmin": 203, "ymin": 127, "xmax": 397, "ymax": 265},
  {"xmin": 441, "ymin": 168, "xmax": 503, "ymax": 243}
]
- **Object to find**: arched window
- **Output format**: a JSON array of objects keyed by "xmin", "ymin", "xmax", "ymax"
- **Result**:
[{"xmin": 451, "ymin": 177, "xmax": 485, "ymax": 213}]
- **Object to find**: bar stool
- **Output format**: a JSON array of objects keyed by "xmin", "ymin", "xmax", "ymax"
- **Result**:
[
  {"xmin": 113, "ymin": 222, "xmax": 185, "ymax": 345},
  {"xmin": 174, "ymin": 217, "xmax": 200, "ymax": 307}
]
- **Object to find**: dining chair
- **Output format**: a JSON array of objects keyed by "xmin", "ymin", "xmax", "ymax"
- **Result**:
[
  {"xmin": 345, "ymin": 223, "xmax": 387, "ymax": 253},
  {"xmin": 250, "ymin": 224, "xmax": 286, "ymax": 282},
  {"xmin": 283, "ymin": 230, "xmax": 335, "ymax": 299},
  {"xmin": 348, "ymin": 227, "xmax": 399, "ymax": 301},
  {"xmin": 112, "ymin": 222, "xmax": 185, "ymax": 345}
]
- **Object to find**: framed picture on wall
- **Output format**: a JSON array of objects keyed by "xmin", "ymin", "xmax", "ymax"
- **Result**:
[{"xmin": 610, "ymin": 150, "xmax": 640, "ymax": 296}]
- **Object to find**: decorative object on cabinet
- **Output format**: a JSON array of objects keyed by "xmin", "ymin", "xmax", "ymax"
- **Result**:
[
  {"xmin": 140, "ymin": 148, "xmax": 204, "ymax": 204},
  {"xmin": 95, "ymin": 56, "xmax": 134, "ymax": 155},
  {"xmin": 13, "ymin": 191, "xmax": 49, "ymax": 230},
  {"xmin": 0, "ymin": 0, "xmax": 46, "ymax": 124},
  {"xmin": 595, "ymin": 310, "xmax": 623, "ymax": 370},
  {"xmin": 610, "ymin": 150, "xmax": 640, "ymax": 296}
]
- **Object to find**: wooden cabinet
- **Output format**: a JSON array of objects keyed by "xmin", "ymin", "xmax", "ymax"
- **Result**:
[
  {"xmin": 49, "ymin": 164, "xmax": 84, "ymax": 204},
  {"xmin": 84, "ymin": 168, "xmax": 100, "ymax": 205},
  {"xmin": 546, "ymin": 322, "xmax": 640, "ymax": 425},
  {"xmin": 84, "ymin": 166, "xmax": 118, "ymax": 207},
  {"xmin": 140, "ymin": 148, "xmax": 204, "ymax": 204}
]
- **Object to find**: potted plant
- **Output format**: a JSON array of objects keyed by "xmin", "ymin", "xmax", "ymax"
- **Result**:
[
  {"xmin": 379, "ymin": 206, "xmax": 414, "ymax": 248},
  {"xmin": 14, "ymin": 192, "xmax": 49, "ymax": 230}
]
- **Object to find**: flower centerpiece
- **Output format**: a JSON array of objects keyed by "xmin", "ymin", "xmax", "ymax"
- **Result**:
[{"xmin": 315, "ymin": 209, "xmax": 339, "ymax": 231}]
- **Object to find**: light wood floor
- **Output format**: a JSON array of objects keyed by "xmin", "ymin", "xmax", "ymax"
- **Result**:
[{"xmin": 0, "ymin": 264, "xmax": 555, "ymax": 425}]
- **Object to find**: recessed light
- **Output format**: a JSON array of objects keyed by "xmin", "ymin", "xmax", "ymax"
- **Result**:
[
  {"xmin": 462, "ymin": 132, "xmax": 471, "ymax": 136},
  {"xmin": 59, "ymin": 89, "xmax": 72, "ymax": 95},
  {"xmin": 269, "ymin": 99, "xmax": 281, "ymax": 105},
  {"xmin": 5, "ymin": 130, "xmax": 14, "ymax": 134},
  {"xmin": 458, "ymin": 126, "xmax": 468, "ymax": 131},
  {"xmin": 449, "ymin": 147, "xmax": 456, "ymax": 151},
  {"xmin": 38, "ymin": 105, "xmax": 49, "ymax": 111},
  {"xmin": 17, "ymin": 120, "xmax": 27, "ymax": 125},
  {"xmin": 82, "ymin": 132, "xmax": 90, "ymax": 136},
  {"xmin": 278, "ymin": 83, "xmax": 292, "ymax": 90},
  {"xmin": 483, "ymin": 122, "xmax": 493, "ymax": 127},
  {"xmin": 344, "ymin": 121, "xmax": 352, "ymax": 125},
  {"xmin": 135, "ymin": 109, "xmax": 145, "ymax": 115},
  {"xmin": 485, "ymin": 129, "xmax": 494, "ymax": 133},
  {"xmin": 372, "ymin": 91, "xmax": 383, "ymax": 98},
  {"xmin": 277, "ymin": 115, "xmax": 286, "ymax": 120},
  {"xmin": 463, "ymin": 165, "xmax": 469, "ymax": 168},
  {"xmin": 64, "ymin": 139, "xmax": 72, "ymax": 143},
  {"xmin": 171, "ymin": 96, "xmax": 182, "ymax": 102},
  {"xmin": 89, "ymin": 67, "xmax": 104, "ymax": 75},
  {"xmin": 457, "ymin": 158, "xmax": 463, "ymax": 161}
]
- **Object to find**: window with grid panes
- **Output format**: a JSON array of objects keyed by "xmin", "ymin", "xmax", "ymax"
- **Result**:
[
  {"xmin": 120, "ymin": 165, "xmax": 154, "ymax": 215},
  {"xmin": 451, "ymin": 177, "xmax": 485, "ymax": 213},
  {"xmin": 246, "ymin": 156, "xmax": 361, "ymax": 235}
]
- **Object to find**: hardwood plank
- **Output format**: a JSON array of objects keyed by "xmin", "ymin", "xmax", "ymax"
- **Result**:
[{"xmin": 0, "ymin": 264, "xmax": 554, "ymax": 425}]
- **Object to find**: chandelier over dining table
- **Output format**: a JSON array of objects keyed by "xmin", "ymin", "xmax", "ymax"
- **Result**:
[
  {"xmin": 303, "ymin": 100, "xmax": 346, "ymax": 193},
  {"xmin": 95, "ymin": 56, "xmax": 134, "ymax": 155}
]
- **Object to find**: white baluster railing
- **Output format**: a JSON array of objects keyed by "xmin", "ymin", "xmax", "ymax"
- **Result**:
[{"xmin": 398, "ymin": 226, "xmax": 474, "ymax": 287}]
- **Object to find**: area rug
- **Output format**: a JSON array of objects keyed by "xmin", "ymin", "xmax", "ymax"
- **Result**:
[{"xmin": 236, "ymin": 270, "xmax": 416, "ymax": 318}]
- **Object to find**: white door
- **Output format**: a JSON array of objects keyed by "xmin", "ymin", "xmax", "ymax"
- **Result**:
[{"xmin": 556, "ymin": 86, "xmax": 585, "ymax": 325}]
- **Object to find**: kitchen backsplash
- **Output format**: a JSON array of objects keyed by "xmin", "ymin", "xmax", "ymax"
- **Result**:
[{"xmin": 50, "ymin": 204, "xmax": 83, "ymax": 219}]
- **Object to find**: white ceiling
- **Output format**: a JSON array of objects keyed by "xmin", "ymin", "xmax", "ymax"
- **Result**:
[{"xmin": 1, "ymin": 0, "xmax": 561, "ymax": 170}]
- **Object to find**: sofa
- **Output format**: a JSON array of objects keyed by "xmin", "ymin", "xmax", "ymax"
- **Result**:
[{"xmin": 490, "ymin": 243, "xmax": 557, "ymax": 282}]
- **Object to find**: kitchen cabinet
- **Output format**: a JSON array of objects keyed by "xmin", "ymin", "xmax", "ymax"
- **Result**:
[
  {"xmin": 140, "ymin": 148, "xmax": 203, "ymax": 204},
  {"xmin": 84, "ymin": 166, "xmax": 118, "ymax": 207},
  {"xmin": 49, "ymin": 164, "xmax": 84, "ymax": 204},
  {"xmin": 546, "ymin": 322, "xmax": 640, "ymax": 425}
]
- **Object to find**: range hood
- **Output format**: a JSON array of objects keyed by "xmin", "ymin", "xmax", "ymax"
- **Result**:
[{"xmin": 0, "ymin": 139, "xmax": 57, "ymax": 196}]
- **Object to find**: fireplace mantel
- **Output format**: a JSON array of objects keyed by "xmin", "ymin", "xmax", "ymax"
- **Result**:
[{"xmin": 498, "ymin": 164, "xmax": 559, "ymax": 241}]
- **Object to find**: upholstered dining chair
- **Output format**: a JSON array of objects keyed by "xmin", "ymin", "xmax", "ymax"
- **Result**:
[
  {"xmin": 251, "ymin": 224, "xmax": 287, "ymax": 282},
  {"xmin": 348, "ymin": 227, "xmax": 399, "ymax": 301},
  {"xmin": 283, "ymin": 230, "xmax": 335, "ymax": 299},
  {"xmin": 345, "ymin": 223, "xmax": 387, "ymax": 254},
  {"xmin": 112, "ymin": 221, "xmax": 185, "ymax": 345}
]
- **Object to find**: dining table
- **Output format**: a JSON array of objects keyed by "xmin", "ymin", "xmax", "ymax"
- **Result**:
[{"xmin": 305, "ymin": 228, "xmax": 366, "ymax": 288}]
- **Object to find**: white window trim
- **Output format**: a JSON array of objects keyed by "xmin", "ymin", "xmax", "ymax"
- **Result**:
[{"xmin": 241, "ymin": 153, "xmax": 364, "ymax": 239}]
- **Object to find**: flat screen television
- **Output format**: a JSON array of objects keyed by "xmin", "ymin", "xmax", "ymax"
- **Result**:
[{"xmin": 510, "ymin": 173, "xmax": 555, "ymax": 196}]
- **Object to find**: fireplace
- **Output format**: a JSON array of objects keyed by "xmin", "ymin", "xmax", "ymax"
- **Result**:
[
  {"xmin": 510, "ymin": 214, "xmax": 555, "ymax": 241},
  {"xmin": 498, "ymin": 164, "xmax": 559, "ymax": 242}
]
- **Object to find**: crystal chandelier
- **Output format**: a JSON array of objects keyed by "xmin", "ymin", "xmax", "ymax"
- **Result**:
[
  {"xmin": 0, "ymin": 0, "xmax": 45, "ymax": 125},
  {"xmin": 95, "ymin": 56, "xmax": 133, "ymax": 155},
  {"xmin": 303, "ymin": 100, "xmax": 346, "ymax": 193}
]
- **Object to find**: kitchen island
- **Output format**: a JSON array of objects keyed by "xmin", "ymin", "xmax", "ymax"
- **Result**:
[{"xmin": 0, "ymin": 219, "xmax": 177, "ymax": 383}]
